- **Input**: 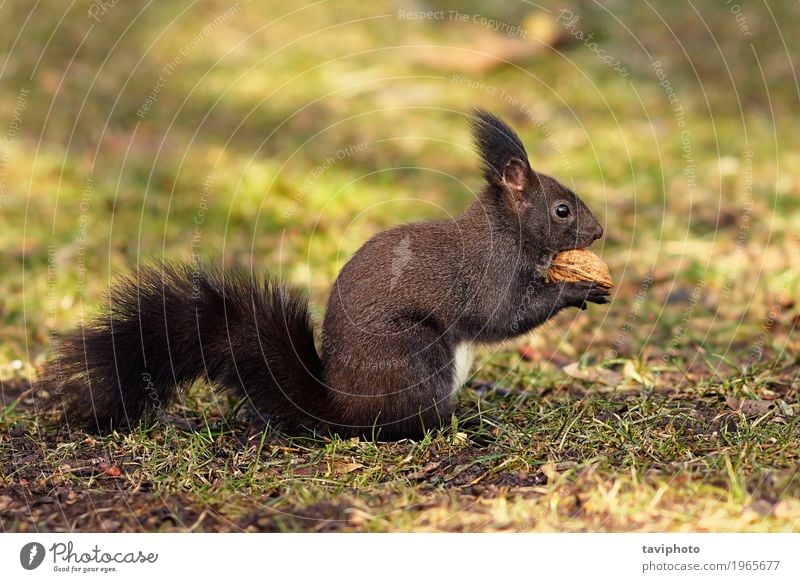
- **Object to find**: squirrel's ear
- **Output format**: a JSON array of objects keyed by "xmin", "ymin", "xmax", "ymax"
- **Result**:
[
  {"xmin": 470, "ymin": 109, "xmax": 532, "ymax": 195},
  {"xmin": 502, "ymin": 158, "xmax": 529, "ymax": 193}
]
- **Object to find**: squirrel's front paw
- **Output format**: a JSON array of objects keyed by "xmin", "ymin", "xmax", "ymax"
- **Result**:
[{"xmin": 561, "ymin": 280, "xmax": 611, "ymax": 310}]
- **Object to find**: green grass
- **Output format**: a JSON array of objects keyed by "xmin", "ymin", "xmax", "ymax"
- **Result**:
[{"xmin": 1, "ymin": 0, "xmax": 799, "ymax": 532}]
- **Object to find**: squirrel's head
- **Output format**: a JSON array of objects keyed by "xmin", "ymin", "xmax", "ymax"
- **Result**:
[{"xmin": 471, "ymin": 109, "xmax": 603, "ymax": 263}]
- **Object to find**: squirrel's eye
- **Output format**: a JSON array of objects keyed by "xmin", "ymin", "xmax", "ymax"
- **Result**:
[{"xmin": 555, "ymin": 204, "xmax": 571, "ymax": 218}]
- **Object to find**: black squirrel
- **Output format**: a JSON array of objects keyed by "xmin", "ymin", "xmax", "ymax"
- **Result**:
[{"xmin": 43, "ymin": 110, "xmax": 608, "ymax": 440}]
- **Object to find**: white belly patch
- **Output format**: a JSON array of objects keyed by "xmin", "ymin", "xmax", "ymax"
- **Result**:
[{"xmin": 451, "ymin": 343, "xmax": 474, "ymax": 394}]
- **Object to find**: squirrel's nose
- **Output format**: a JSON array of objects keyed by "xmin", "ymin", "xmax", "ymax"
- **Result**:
[{"xmin": 592, "ymin": 223, "xmax": 604, "ymax": 241}]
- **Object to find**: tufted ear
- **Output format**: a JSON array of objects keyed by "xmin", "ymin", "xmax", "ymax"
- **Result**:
[{"xmin": 471, "ymin": 109, "xmax": 533, "ymax": 199}]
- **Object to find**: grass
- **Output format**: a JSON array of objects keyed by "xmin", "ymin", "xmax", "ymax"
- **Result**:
[{"xmin": 1, "ymin": 1, "xmax": 799, "ymax": 532}]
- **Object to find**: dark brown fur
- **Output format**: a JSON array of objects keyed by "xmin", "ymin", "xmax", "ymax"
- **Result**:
[{"xmin": 41, "ymin": 110, "xmax": 608, "ymax": 440}]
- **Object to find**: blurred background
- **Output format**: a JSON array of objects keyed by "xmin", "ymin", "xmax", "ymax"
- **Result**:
[{"xmin": 1, "ymin": 0, "xmax": 798, "ymax": 376}]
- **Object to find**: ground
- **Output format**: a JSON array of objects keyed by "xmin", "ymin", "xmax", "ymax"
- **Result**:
[{"xmin": 1, "ymin": 1, "xmax": 798, "ymax": 532}]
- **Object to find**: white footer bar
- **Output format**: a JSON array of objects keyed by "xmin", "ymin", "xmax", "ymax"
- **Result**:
[{"xmin": 2, "ymin": 533, "xmax": 798, "ymax": 581}]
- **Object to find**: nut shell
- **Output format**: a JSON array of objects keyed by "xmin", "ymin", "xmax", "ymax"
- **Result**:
[{"xmin": 547, "ymin": 249, "xmax": 613, "ymax": 289}]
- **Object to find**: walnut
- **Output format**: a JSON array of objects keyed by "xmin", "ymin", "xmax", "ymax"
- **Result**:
[{"xmin": 547, "ymin": 249, "xmax": 613, "ymax": 289}]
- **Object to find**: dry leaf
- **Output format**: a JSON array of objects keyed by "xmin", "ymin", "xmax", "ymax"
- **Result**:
[
  {"xmin": 623, "ymin": 360, "xmax": 655, "ymax": 388},
  {"xmin": 334, "ymin": 462, "xmax": 364, "ymax": 475},
  {"xmin": 519, "ymin": 344, "xmax": 572, "ymax": 367},
  {"xmin": 776, "ymin": 400, "xmax": 794, "ymax": 417},
  {"xmin": 99, "ymin": 462, "xmax": 122, "ymax": 478},
  {"xmin": 406, "ymin": 460, "xmax": 443, "ymax": 481},
  {"xmin": 726, "ymin": 397, "xmax": 774, "ymax": 416},
  {"xmin": 563, "ymin": 362, "xmax": 623, "ymax": 386},
  {"xmin": 600, "ymin": 378, "xmax": 645, "ymax": 393}
]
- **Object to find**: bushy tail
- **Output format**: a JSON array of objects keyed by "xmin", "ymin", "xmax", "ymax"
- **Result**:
[{"xmin": 41, "ymin": 262, "xmax": 328, "ymax": 433}]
